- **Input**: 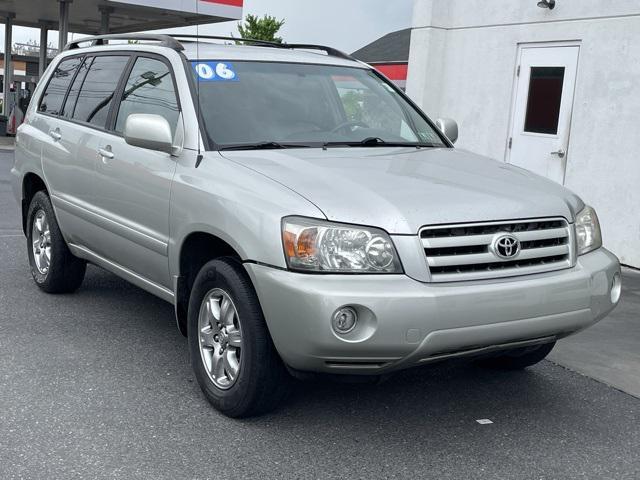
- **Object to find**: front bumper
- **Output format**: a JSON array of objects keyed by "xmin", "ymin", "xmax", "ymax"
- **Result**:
[{"xmin": 245, "ymin": 248, "xmax": 620, "ymax": 374}]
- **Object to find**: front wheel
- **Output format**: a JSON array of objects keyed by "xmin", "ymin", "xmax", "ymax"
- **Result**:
[
  {"xmin": 476, "ymin": 342, "xmax": 556, "ymax": 370},
  {"xmin": 188, "ymin": 257, "xmax": 291, "ymax": 417}
]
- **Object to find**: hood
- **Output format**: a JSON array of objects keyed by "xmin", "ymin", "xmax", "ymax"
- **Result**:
[{"xmin": 220, "ymin": 147, "xmax": 583, "ymax": 234}]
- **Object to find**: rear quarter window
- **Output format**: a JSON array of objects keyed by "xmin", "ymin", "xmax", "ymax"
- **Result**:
[{"xmin": 38, "ymin": 57, "xmax": 83, "ymax": 116}]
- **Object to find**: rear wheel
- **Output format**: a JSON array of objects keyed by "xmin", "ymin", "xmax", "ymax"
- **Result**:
[
  {"xmin": 26, "ymin": 191, "xmax": 86, "ymax": 293},
  {"xmin": 188, "ymin": 257, "xmax": 291, "ymax": 417},
  {"xmin": 476, "ymin": 342, "xmax": 556, "ymax": 370}
]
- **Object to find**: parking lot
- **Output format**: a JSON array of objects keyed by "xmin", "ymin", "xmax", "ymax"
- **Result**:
[{"xmin": 1, "ymin": 149, "xmax": 639, "ymax": 479}]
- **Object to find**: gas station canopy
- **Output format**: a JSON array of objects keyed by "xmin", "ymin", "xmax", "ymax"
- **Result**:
[{"xmin": 0, "ymin": 0, "xmax": 243, "ymax": 34}]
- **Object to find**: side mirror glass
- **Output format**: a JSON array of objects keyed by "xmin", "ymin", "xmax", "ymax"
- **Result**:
[
  {"xmin": 124, "ymin": 113, "xmax": 173, "ymax": 154},
  {"xmin": 436, "ymin": 118, "xmax": 459, "ymax": 144}
]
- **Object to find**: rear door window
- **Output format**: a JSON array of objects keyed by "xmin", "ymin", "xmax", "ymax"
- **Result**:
[
  {"xmin": 62, "ymin": 57, "xmax": 93, "ymax": 118},
  {"xmin": 38, "ymin": 56, "xmax": 83, "ymax": 116},
  {"xmin": 72, "ymin": 55, "xmax": 130, "ymax": 128},
  {"xmin": 114, "ymin": 56, "xmax": 180, "ymax": 136}
]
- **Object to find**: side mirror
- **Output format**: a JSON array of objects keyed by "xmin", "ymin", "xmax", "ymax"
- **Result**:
[
  {"xmin": 435, "ymin": 118, "xmax": 459, "ymax": 144},
  {"xmin": 124, "ymin": 113, "xmax": 173, "ymax": 154}
]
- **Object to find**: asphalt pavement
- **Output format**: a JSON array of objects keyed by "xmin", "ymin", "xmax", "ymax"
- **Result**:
[{"xmin": 1, "ymin": 150, "xmax": 639, "ymax": 480}]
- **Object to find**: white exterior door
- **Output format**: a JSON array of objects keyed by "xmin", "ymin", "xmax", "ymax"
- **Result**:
[{"xmin": 508, "ymin": 44, "xmax": 580, "ymax": 184}]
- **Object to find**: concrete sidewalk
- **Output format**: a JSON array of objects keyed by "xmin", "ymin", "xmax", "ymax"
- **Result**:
[
  {"xmin": 549, "ymin": 267, "xmax": 640, "ymax": 398},
  {"xmin": 0, "ymin": 136, "xmax": 15, "ymax": 150}
]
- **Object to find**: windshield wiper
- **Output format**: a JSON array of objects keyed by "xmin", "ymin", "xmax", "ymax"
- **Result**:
[
  {"xmin": 323, "ymin": 138, "xmax": 438, "ymax": 148},
  {"xmin": 360, "ymin": 137, "xmax": 387, "ymax": 145},
  {"xmin": 220, "ymin": 139, "xmax": 442, "ymax": 151},
  {"xmin": 220, "ymin": 141, "xmax": 313, "ymax": 151}
]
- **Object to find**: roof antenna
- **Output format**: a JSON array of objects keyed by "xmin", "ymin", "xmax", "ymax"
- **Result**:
[{"xmin": 194, "ymin": 0, "xmax": 204, "ymax": 168}]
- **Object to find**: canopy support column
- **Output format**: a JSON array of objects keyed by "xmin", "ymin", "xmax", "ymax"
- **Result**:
[
  {"xmin": 3, "ymin": 13, "xmax": 14, "ymax": 116},
  {"xmin": 99, "ymin": 6, "xmax": 113, "ymax": 35},
  {"xmin": 58, "ymin": 0, "xmax": 72, "ymax": 50},
  {"xmin": 39, "ymin": 24, "xmax": 48, "ymax": 78}
]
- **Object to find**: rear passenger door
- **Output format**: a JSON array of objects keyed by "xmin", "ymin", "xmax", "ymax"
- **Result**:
[
  {"xmin": 47, "ymin": 54, "xmax": 131, "ymax": 248},
  {"xmin": 91, "ymin": 54, "xmax": 181, "ymax": 289},
  {"xmin": 37, "ymin": 55, "xmax": 96, "ymax": 245}
]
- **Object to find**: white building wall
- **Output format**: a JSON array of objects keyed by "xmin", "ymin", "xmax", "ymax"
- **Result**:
[{"xmin": 407, "ymin": 0, "xmax": 640, "ymax": 267}]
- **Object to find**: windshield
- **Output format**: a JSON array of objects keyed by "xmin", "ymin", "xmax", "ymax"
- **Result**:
[{"xmin": 190, "ymin": 61, "xmax": 447, "ymax": 149}]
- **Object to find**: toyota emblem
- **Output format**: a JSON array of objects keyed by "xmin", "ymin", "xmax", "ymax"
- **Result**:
[{"xmin": 493, "ymin": 234, "xmax": 520, "ymax": 259}]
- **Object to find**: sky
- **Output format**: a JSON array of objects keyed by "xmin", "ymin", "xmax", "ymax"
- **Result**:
[
  {"xmin": 189, "ymin": 0, "xmax": 414, "ymax": 53},
  {"xmin": 3, "ymin": 0, "xmax": 414, "ymax": 54}
]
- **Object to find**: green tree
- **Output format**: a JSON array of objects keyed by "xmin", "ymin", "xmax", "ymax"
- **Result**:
[{"xmin": 237, "ymin": 14, "xmax": 285, "ymax": 43}]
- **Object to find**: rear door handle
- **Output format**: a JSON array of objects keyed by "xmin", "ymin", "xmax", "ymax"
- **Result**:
[
  {"xmin": 550, "ymin": 148, "xmax": 566, "ymax": 158},
  {"xmin": 98, "ymin": 146, "xmax": 115, "ymax": 160},
  {"xmin": 49, "ymin": 129, "xmax": 62, "ymax": 141}
]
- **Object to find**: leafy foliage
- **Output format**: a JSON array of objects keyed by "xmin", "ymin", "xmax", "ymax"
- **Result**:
[
  {"xmin": 13, "ymin": 39, "xmax": 55, "ymax": 57},
  {"xmin": 341, "ymin": 91, "xmax": 365, "ymax": 122},
  {"xmin": 237, "ymin": 14, "xmax": 285, "ymax": 44}
]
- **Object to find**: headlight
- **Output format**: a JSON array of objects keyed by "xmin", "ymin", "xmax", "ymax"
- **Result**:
[
  {"xmin": 282, "ymin": 217, "xmax": 403, "ymax": 273},
  {"xmin": 575, "ymin": 205, "xmax": 602, "ymax": 255}
]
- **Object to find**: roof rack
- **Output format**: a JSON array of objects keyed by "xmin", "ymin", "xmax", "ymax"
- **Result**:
[
  {"xmin": 64, "ymin": 34, "xmax": 183, "ymax": 51},
  {"xmin": 63, "ymin": 33, "xmax": 356, "ymax": 62}
]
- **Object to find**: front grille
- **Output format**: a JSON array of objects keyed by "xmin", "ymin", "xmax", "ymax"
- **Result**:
[{"xmin": 420, "ymin": 218, "xmax": 573, "ymax": 282}]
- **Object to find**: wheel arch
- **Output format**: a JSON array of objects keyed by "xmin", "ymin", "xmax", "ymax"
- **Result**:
[
  {"xmin": 21, "ymin": 172, "xmax": 49, "ymax": 234},
  {"xmin": 174, "ymin": 230, "xmax": 244, "ymax": 336}
]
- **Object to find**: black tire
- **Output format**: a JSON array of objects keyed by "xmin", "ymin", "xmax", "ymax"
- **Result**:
[
  {"xmin": 476, "ymin": 342, "xmax": 556, "ymax": 370},
  {"xmin": 188, "ymin": 257, "xmax": 291, "ymax": 418},
  {"xmin": 26, "ymin": 191, "xmax": 86, "ymax": 293}
]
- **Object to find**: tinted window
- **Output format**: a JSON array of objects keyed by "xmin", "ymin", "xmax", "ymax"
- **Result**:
[
  {"xmin": 62, "ymin": 57, "xmax": 92, "ymax": 118},
  {"xmin": 72, "ymin": 56, "xmax": 129, "ymax": 128},
  {"xmin": 38, "ymin": 57, "xmax": 83, "ymax": 115},
  {"xmin": 524, "ymin": 66, "xmax": 565, "ymax": 135},
  {"xmin": 115, "ymin": 57, "xmax": 179, "ymax": 135}
]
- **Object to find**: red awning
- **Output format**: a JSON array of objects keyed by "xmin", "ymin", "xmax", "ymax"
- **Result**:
[
  {"xmin": 201, "ymin": 0, "xmax": 243, "ymax": 6},
  {"xmin": 373, "ymin": 63, "xmax": 408, "ymax": 81}
]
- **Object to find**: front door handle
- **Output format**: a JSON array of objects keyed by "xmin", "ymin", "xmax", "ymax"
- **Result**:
[
  {"xmin": 98, "ymin": 146, "xmax": 115, "ymax": 161},
  {"xmin": 550, "ymin": 148, "xmax": 566, "ymax": 158},
  {"xmin": 49, "ymin": 129, "xmax": 62, "ymax": 142}
]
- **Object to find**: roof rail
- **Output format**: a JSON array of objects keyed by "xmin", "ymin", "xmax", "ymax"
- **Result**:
[
  {"xmin": 64, "ymin": 34, "xmax": 183, "ymax": 51},
  {"xmin": 169, "ymin": 34, "xmax": 356, "ymax": 61},
  {"xmin": 63, "ymin": 33, "xmax": 356, "ymax": 62},
  {"xmin": 283, "ymin": 44, "xmax": 355, "ymax": 61}
]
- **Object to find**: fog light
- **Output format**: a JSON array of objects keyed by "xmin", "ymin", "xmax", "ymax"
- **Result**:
[
  {"xmin": 332, "ymin": 307, "xmax": 358, "ymax": 334},
  {"xmin": 610, "ymin": 273, "xmax": 622, "ymax": 304}
]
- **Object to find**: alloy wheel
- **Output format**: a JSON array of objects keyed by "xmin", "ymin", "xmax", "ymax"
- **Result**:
[
  {"xmin": 31, "ymin": 209, "xmax": 52, "ymax": 275},
  {"xmin": 197, "ymin": 288, "xmax": 243, "ymax": 389}
]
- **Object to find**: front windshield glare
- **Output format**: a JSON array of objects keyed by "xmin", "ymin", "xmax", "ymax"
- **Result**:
[{"xmin": 191, "ymin": 61, "xmax": 447, "ymax": 149}]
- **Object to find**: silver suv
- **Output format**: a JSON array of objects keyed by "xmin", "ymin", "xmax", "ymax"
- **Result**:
[{"xmin": 11, "ymin": 34, "xmax": 621, "ymax": 417}]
